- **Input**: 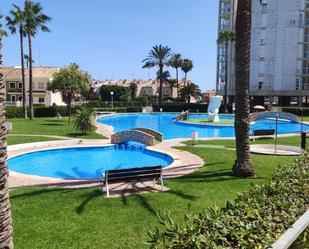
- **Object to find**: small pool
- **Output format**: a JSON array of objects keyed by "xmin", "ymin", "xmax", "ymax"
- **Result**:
[
  {"xmin": 8, "ymin": 146, "xmax": 173, "ymax": 179},
  {"xmin": 98, "ymin": 113, "xmax": 309, "ymax": 139}
]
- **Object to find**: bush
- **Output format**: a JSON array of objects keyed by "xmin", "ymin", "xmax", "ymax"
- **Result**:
[
  {"xmin": 74, "ymin": 107, "xmax": 96, "ymax": 134},
  {"xmin": 147, "ymin": 152, "xmax": 309, "ymax": 248},
  {"xmin": 127, "ymin": 106, "xmax": 141, "ymax": 113},
  {"xmin": 5, "ymin": 106, "xmax": 74, "ymax": 118},
  {"xmin": 282, "ymin": 107, "xmax": 309, "ymax": 116},
  {"xmin": 153, "ymin": 103, "xmax": 209, "ymax": 113}
]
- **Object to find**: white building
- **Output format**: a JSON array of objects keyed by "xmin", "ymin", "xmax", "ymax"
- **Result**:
[
  {"xmin": 3, "ymin": 67, "xmax": 65, "ymax": 106},
  {"xmin": 217, "ymin": 0, "xmax": 309, "ymax": 106}
]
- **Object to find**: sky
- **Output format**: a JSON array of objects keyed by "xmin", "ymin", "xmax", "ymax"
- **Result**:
[{"xmin": 2, "ymin": 0, "xmax": 218, "ymax": 91}]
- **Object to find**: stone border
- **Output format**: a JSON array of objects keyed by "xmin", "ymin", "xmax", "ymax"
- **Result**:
[
  {"xmin": 250, "ymin": 144, "xmax": 303, "ymax": 156},
  {"xmin": 7, "ymin": 138, "xmax": 204, "ymax": 189},
  {"xmin": 272, "ymin": 209, "xmax": 309, "ymax": 249}
]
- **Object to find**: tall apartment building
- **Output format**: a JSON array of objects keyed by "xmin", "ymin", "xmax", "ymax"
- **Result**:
[{"xmin": 216, "ymin": 0, "xmax": 309, "ymax": 106}]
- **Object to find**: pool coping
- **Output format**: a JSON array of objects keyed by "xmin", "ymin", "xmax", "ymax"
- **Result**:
[
  {"xmin": 95, "ymin": 113, "xmax": 306, "ymax": 141},
  {"xmin": 7, "ymin": 138, "xmax": 204, "ymax": 189}
]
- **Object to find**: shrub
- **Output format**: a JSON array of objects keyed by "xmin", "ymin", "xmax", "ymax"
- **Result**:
[
  {"xmin": 147, "ymin": 151, "xmax": 309, "ymax": 248},
  {"xmin": 5, "ymin": 106, "xmax": 75, "ymax": 118},
  {"xmin": 153, "ymin": 103, "xmax": 209, "ymax": 113},
  {"xmin": 127, "ymin": 106, "xmax": 141, "ymax": 113},
  {"xmin": 74, "ymin": 107, "xmax": 96, "ymax": 134}
]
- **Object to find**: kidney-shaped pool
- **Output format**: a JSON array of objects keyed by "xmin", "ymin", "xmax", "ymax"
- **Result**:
[{"xmin": 8, "ymin": 146, "xmax": 173, "ymax": 179}]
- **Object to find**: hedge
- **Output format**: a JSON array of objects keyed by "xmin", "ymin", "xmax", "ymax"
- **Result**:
[
  {"xmin": 282, "ymin": 107, "xmax": 309, "ymax": 116},
  {"xmin": 5, "ymin": 106, "xmax": 73, "ymax": 118},
  {"xmin": 147, "ymin": 151, "xmax": 309, "ymax": 248},
  {"xmin": 153, "ymin": 103, "xmax": 209, "ymax": 113}
]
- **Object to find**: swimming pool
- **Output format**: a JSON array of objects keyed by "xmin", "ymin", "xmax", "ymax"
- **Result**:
[
  {"xmin": 8, "ymin": 146, "xmax": 173, "ymax": 179},
  {"xmin": 98, "ymin": 113, "xmax": 309, "ymax": 139}
]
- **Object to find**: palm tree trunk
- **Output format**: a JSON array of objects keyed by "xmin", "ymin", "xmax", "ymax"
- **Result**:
[
  {"xmin": 224, "ymin": 42, "xmax": 228, "ymax": 113},
  {"xmin": 0, "ymin": 28, "xmax": 14, "ymax": 249},
  {"xmin": 176, "ymin": 68, "xmax": 179, "ymax": 98},
  {"xmin": 28, "ymin": 35, "xmax": 34, "ymax": 120},
  {"xmin": 184, "ymin": 72, "xmax": 187, "ymax": 87},
  {"xmin": 19, "ymin": 27, "xmax": 27, "ymax": 118},
  {"xmin": 232, "ymin": 0, "xmax": 255, "ymax": 177},
  {"xmin": 159, "ymin": 65, "xmax": 163, "ymax": 106}
]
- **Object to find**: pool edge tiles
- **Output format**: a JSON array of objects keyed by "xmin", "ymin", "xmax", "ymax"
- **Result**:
[{"xmin": 8, "ymin": 145, "xmax": 174, "ymax": 180}]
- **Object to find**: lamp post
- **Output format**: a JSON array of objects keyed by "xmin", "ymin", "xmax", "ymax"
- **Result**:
[{"xmin": 110, "ymin": 91, "xmax": 114, "ymax": 109}]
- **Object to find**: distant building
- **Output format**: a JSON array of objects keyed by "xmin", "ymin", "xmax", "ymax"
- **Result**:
[
  {"xmin": 216, "ymin": 0, "xmax": 309, "ymax": 106},
  {"xmin": 3, "ymin": 67, "xmax": 65, "ymax": 106},
  {"xmin": 92, "ymin": 79, "xmax": 185, "ymax": 99},
  {"xmin": 203, "ymin": 89, "xmax": 216, "ymax": 103}
]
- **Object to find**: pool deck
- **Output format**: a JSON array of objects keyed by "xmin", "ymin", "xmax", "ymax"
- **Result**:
[
  {"xmin": 8, "ymin": 114, "xmax": 304, "ymax": 196},
  {"xmin": 7, "ymin": 136, "xmax": 204, "ymax": 195}
]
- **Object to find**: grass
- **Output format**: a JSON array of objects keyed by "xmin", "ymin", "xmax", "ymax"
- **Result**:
[
  {"xmin": 9, "ymin": 138, "xmax": 297, "ymax": 249},
  {"xmin": 8, "ymin": 117, "xmax": 105, "ymax": 139},
  {"xmin": 185, "ymin": 118, "xmax": 234, "ymax": 126},
  {"xmin": 7, "ymin": 136, "xmax": 62, "ymax": 145},
  {"xmin": 186, "ymin": 135, "xmax": 307, "ymax": 148}
]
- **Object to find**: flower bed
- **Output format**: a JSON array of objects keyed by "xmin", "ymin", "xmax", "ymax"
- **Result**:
[{"xmin": 147, "ymin": 151, "xmax": 309, "ymax": 248}]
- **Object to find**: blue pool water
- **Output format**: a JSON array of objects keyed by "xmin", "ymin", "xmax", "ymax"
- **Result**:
[
  {"xmin": 8, "ymin": 146, "xmax": 173, "ymax": 179},
  {"xmin": 98, "ymin": 113, "xmax": 309, "ymax": 139}
]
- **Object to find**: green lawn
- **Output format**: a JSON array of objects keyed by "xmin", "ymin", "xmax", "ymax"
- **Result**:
[
  {"xmin": 186, "ymin": 135, "xmax": 307, "ymax": 148},
  {"xmin": 185, "ymin": 118, "xmax": 234, "ymax": 126},
  {"xmin": 7, "ymin": 136, "xmax": 62, "ymax": 146},
  {"xmin": 8, "ymin": 117, "xmax": 105, "ymax": 139},
  {"xmin": 9, "ymin": 138, "xmax": 297, "ymax": 249}
]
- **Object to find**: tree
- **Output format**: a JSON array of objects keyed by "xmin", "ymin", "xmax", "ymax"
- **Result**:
[
  {"xmin": 217, "ymin": 31, "xmax": 235, "ymax": 113},
  {"xmin": 181, "ymin": 59, "xmax": 193, "ymax": 86},
  {"xmin": 179, "ymin": 83, "xmax": 202, "ymax": 104},
  {"xmin": 100, "ymin": 85, "xmax": 129, "ymax": 102},
  {"xmin": 74, "ymin": 107, "xmax": 96, "ymax": 135},
  {"xmin": 6, "ymin": 4, "xmax": 28, "ymax": 118},
  {"xmin": 142, "ymin": 45, "xmax": 172, "ymax": 105},
  {"xmin": 129, "ymin": 82, "xmax": 138, "ymax": 100},
  {"xmin": 0, "ymin": 12, "xmax": 14, "ymax": 249},
  {"xmin": 24, "ymin": 0, "xmax": 51, "ymax": 119},
  {"xmin": 48, "ymin": 63, "xmax": 91, "ymax": 124},
  {"xmin": 169, "ymin": 53, "xmax": 182, "ymax": 96},
  {"xmin": 232, "ymin": 0, "xmax": 255, "ymax": 177}
]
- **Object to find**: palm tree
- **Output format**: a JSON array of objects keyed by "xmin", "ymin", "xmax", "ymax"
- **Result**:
[
  {"xmin": 142, "ymin": 45, "xmax": 172, "ymax": 105},
  {"xmin": 156, "ymin": 70, "xmax": 170, "ymax": 81},
  {"xmin": 179, "ymin": 83, "xmax": 202, "ymax": 104},
  {"xmin": 24, "ymin": 0, "xmax": 51, "ymax": 119},
  {"xmin": 217, "ymin": 31, "xmax": 235, "ymax": 113},
  {"xmin": 129, "ymin": 82, "xmax": 138, "ymax": 100},
  {"xmin": 232, "ymin": 0, "xmax": 255, "ymax": 177},
  {"xmin": 0, "ymin": 13, "xmax": 14, "ymax": 249},
  {"xmin": 181, "ymin": 59, "xmax": 193, "ymax": 86},
  {"xmin": 6, "ymin": 4, "xmax": 28, "ymax": 118},
  {"xmin": 169, "ymin": 53, "xmax": 182, "ymax": 97}
]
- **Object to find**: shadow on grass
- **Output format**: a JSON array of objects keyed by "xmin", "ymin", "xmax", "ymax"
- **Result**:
[
  {"xmin": 75, "ymin": 189, "xmax": 102, "ymax": 214},
  {"xmin": 10, "ymin": 187, "xmax": 73, "ymax": 199},
  {"xmin": 41, "ymin": 123, "xmax": 65, "ymax": 126}
]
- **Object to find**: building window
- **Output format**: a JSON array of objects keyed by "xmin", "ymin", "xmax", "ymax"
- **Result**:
[
  {"xmin": 259, "ymin": 57, "xmax": 265, "ymax": 61},
  {"xmin": 38, "ymin": 97, "xmax": 45, "ymax": 103},
  {"xmin": 262, "ymin": 3, "xmax": 268, "ymax": 14},
  {"xmin": 9, "ymin": 82, "xmax": 16, "ymax": 89},
  {"xmin": 18, "ymin": 83, "xmax": 22, "ymax": 89},
  {"xmin": 11, "ymin": 95, "xmax": 16, "ymax": 102},
  {"xmin": 38, "ymin": 82, "xmax": 45, "ymax": 89},
  {"xmin": 258, "ymin": 82, "xmax": 263, "ymax": 90},
  {"xmin": 18, "ymin": 96, "xmax": 22, "ymax": 101}
]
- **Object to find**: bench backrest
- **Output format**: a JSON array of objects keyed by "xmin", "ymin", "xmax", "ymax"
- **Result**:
[
  {"xmin": 104, "ymin": 166, "xmax": 162, "ymax": 183},
  {"xmin": 253, "ymin": 129, "xmax": 275, "ymax": 136}
]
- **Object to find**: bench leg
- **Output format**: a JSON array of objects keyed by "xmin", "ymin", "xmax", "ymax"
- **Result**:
[{"xmin": 153, "ymin": 178, "xmax": 156, "ymax": 187}]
